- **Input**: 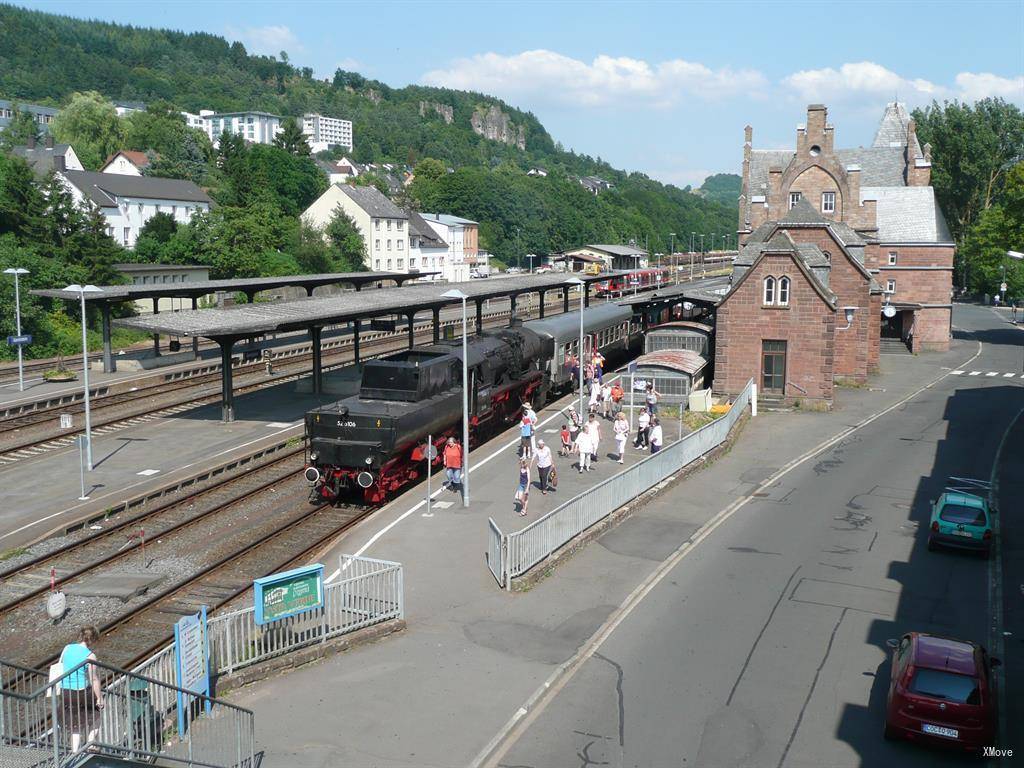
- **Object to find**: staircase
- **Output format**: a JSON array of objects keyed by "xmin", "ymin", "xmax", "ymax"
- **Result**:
[
  {"xmin": 880, "ymin": 338, "xmax": 911, "ymax": 354},
  {"xmin": 757, "ymin": 394, "xmax": 792, "ymax": 412}
]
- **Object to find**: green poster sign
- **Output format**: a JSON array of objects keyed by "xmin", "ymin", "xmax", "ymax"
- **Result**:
[{"xmin": 253, "ymin": 564, "xmax": 324, "ymax": 625}]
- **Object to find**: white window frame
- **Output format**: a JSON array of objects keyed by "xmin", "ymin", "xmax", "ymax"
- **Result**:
[
  {"xmin": 397, "ymin": 239, "xmax": 404, "ymax": 250},
  {"xmin": 374, "ymin": 239, "xmax": 380, "ymax": 251},
  {"xmin": 763, "ymin": 276, "xmax": 776, "ymax": 305},
  {"xmin": 821, "ymin": 191, "xmax": 835, "ymax": 213},
  {"xmin": 374, "ymin": 219, "xmax": 380, "ymax": 231},
  {"xmin": 387, "ymin": 239, "xmax": 392, "ymax": 251},
  {"xmin": 888, "ymin": 251, "xmax": 898, "ymax": 266},
  {"xmin": 788, "ymin": 192, "xmax": 801, "ymax": 209},
  {"xmin": 886, "ymin": 279, "xmax": 896, "ymax": 293},
  {"xmin": 778, "ymin": 276, "xmax": 790, "ymax": 306},
  {"xmin": 387, "ymin": 219, "xmax": 392, "ymax": 231}
]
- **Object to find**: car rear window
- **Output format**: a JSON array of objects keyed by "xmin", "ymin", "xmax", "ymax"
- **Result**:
[
  {"xmin": 909, "ymin": 668, "xmax": 980, "ymax": 704},
  {"xmin": 939, "ymin": 503, "xmax": 987, "ymax": 526}
]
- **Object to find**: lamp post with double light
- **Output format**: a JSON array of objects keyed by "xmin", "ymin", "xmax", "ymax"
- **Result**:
[
  {"xmin": 565, "ymin": 277, "xmax": 586, "ymax": 416},
  {"xmin": 3, "ymin": 267, "xmax": 29, "ymax": 392},
  {"xmin": 441, "ymin": 289, "xmax": 470, "ymax": 507},
  {"xmin": 65, "ymin": 284, "xmax": 102, "ymax": 470}
]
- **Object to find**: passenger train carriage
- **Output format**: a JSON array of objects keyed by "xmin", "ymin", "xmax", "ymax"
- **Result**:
[
  {"xmin": 594, "ymin": 268, "xmax": 670, "ymax": 297},
  {"xmin": 304, "ymin": 304, "xmax": 640, "ymax": 503}
]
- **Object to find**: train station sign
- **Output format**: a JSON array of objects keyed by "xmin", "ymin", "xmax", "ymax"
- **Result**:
[
  {"xmin": 253, "ymin": 563, "xmax": 325, "ymax": 625},
  {"xmin": 6, "ymin": 334, "xmax": 31, "ymax": 346}
]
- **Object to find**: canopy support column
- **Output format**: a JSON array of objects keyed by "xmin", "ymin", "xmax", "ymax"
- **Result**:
[
  {"xmin": 407, "ymin": 313, "xmax": 416, "ymax": 349},
  {"xmin": 151, "ymin": 298, "xmax": 160, "ymax": 357},
  {"xmin": 538, "ymin": 290, "xmax": 546, "ymax": 319},
  {"xmin": 100, "ymin": 301, "xmax": 115, "ymax": 373},
  {"xmin": 310, "ymin": 326, "xmax": 323, "ymax": 394},
  {"xmin": 584, "ymin": 283, "xmax": 591, "ymax": 308},
  {"xmin": 305, "ymin": 286, "xmax": 316, "ymax": 297},
  {"xmin": 432, "ymin": 307, "xmax": 441, "ymax": 343},
  {"xmin": 509, "ymin": 294, "xmax": 517, "ymax": 325},
  {"xmin": 352, "ymin": 320, "xmax": 361, "ymax": 363},
  {"xmin": 475, "ymin": 299, "xmax": 484, "ymax": 334},
  {"xmin": 191, "ymin": 297, "xmax": 199, "ymax": 358},
  {"xmin": 244, "ymin": 290, "xmax": 256, "ymax": 304},
  {"xmin": 217, "ymin": 338, "xmax": 237, "ymax": 422},
  {"xmin": 563, "ymin": 289, "xmax": 570, "ymax": 314}
]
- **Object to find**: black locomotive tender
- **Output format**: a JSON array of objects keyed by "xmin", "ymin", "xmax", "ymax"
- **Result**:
[{"xmin": 304, "ymin": 303, "xmax": 640, "ymax": 503}]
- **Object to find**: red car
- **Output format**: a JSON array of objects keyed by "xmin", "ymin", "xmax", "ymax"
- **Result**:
[{"xmin": 884, "ymin": 632, "xmax": 1000, "ymax": 753}]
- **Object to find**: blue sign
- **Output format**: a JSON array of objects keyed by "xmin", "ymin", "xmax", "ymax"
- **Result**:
[
  {"xmin": 253, "ymin": 564, "xmax": 324, "ymax": 625},
  {"xmin": 627, "ymin": 361, "xmax": 638, "ymax": 374},
  {"xmin": 6, "ymin": 334, "xmax": 31, "ymax": 346},
  {"xmin": 174, "ymin": 607, "xmax": 211, "ymax": 737}
]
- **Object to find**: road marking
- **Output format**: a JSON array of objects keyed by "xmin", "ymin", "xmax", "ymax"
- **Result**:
[
  {"xmin": 265, "ymin": 422, "xmax": 292, "ymax": 428},
  {"xmin": 473, "ymin": 340, "xmax": 985, "ymax": 768},
  {"xmin": 136, "ymin": 469, "xmax": 161, "ymax": 476},
  {"xmin": 951, "ymin": 370, "xmax": 965, "ymax": 375},
  {"xmin": 1003, "ymin": 373, "xmax": 1016, "ymax": 378}
]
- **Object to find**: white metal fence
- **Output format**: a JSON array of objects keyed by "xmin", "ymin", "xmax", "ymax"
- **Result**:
[{"xmin": 488, "ymin": 381, "xmax": 754, "ymax": 588}]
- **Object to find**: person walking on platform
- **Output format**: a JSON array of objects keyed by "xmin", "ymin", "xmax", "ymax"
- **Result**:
[
  {"xmin": 588, "ymin": 378, "xmax": 601, "ymax": 414},
  {"xmin": 574, "ymin": 424, "xmax": 594, "ymax": 473},
  {"xmin": 519, "ymin": 415, "xmax": 533, "ymax": 460},
  {"xmin": 568, "ymin": 406, "xmax": 582, "ymax": 444},
  {"xmin": 645, "ymin": 384, "xmax": 661, "ymax": 415},
  {"xmin": 569, "ymin": 353, "xmax": 580, "ymax": 389},
  {"xmin": 523, "ymin": 402, "xmax": 539, "ymax": 454},
  {"xmin": 559, "ymin": 424, "xmax": 572, "ymax": 457},
  {"xmin": 634, "ymin": 408, "xmax": 651, "ymax": 448},
  {"xmin": 613, "ymin": 412, "xmax": 630, "ymax": 463},
  {"xmin": 649, "ymin": 417, "xmax": 664, "ymax": 454},
  {"xmin": 584, "ymin": 359, "xmax": 595, "ymax": 392},
  {"xmin": 601, "ymin": 382, "xmax": 613, "ymax": 419},
  {"xmin": 442, "ymin": 437, "xmax": 462, "ymax": 492},
  {"xmin": 535, "ymin": 439, "xmax": 553, "ymax": 495},
  {"xmin": 515, "ymin": 458, "xmax": 531, "ymax": 515},
  {"xmin": 587, "ymin": 413, "xmax": 602, "ymax": 462},
  {"xmin": 58, "ymin": 625, "xmax": 104, "ymax": 753},
  {"xmin": 593, "ymin": 350, "xmax": 606, "ymax": 383},
  {"xmin": 610, "ymin": 381, "xmax": 625, "ymax": 417}
]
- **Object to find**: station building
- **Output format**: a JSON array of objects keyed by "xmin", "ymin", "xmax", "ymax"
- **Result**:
[{"xmin": 714, "ymin": 103, "xmax": 955, "ymax": 406}]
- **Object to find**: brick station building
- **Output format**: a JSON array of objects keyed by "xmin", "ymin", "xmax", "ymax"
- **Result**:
[{"xmin": 713, "ymin": 103, "xmax": 954, "ymax": 406}]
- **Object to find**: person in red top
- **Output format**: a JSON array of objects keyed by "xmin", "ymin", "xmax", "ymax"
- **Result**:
[{"xmin": 443, "ymin": 437, "xmax": 463, "ymax": 492}]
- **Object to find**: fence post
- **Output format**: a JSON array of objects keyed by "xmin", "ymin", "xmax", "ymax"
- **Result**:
[
  {"xmin": 503, "ymin": 534, "xmax": 511, "ymax": 592},
  {"xmin": 225, "ymin": 619, "xmax": 235, "ymax": 676},
  {"xmin": 51, "ymin": 689, "xmax": 60, "ymax": 765},
  {"xmin": 751, "ymin": 383, "xmax": 757, "ymax": 417}
]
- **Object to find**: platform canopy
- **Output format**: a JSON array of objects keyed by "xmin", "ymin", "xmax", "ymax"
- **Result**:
[
  {"xmin": 31, "ymin": 271, "xmax": 426, "ymax": 303},
  {"xmin": 112, "ymin": 273, "xmax": 610, "ymax": 339},
  {"xmin": 615, "ymin": 275, "xmax": 731, "ymax": 308}
]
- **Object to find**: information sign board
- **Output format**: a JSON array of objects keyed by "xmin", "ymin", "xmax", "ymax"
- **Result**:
[
  {"xmin": 60, "ymin": 414, "xmax": 73, "ymax": 429},
  {"xmin": 253, "ymin": 564, "xmax": 325, "ymax": 625},
  {"xmin": 174, "ymin": 607, "xmax": 210, "ymax": 737},
  {"xmin": 632, "ymin": 378, "xmax": 649, "ymax": 391},
  {"xmin": 6, "ymin": 334, "xmax": 31, "ymax": 346}
]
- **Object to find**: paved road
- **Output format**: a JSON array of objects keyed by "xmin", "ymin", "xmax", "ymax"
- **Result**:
[{"xmin": 499, "ymin": 303, "xmax": 1021, "ymax": 767}]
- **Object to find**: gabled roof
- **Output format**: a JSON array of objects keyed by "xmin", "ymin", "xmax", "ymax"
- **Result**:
[
  {"xmin": 61, "ymin": 170, "xmax": 212, "ymax": 207},
  {"xmin": 872, "ymin": 102, "xmax": 923, "ymax": 159},
  {"xmin": 335, "ymin": 184, "xmax": 406, "ymax": 219},
  {"xmin": 779, "ymin": 198, "xmax": 829, "ymax": 225},
  {"xmin": 574, "ymin": 244, "xmax": 648, "ymax": 257},
  {"xmin": 420, "ymin": 212, "xmax": 478, "ymax": 227},
  {"xmin": 634, "ymin": 349, "xmax": 708, "ymax": 376},
  {"xmin": 10, "ymin": 143, "xmax": 74, "ymax": 175},
  {"xmin": 861, "ymin": 186, "xmax": 953, "ymax": 243},
  {"xmin": 727, "ymin": 231, "xmax": 836, "ymax": 308},
  {"xmin": 102, "ymin": 150, "xmax": 155, "ymax": 170},
  {"xmin": 407, "ymin": 211, "xmax": 448, "ymax": 248}
]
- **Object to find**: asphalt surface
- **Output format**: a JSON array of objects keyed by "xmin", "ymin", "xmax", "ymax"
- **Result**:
[{"xmin": 499, "ymin": 303, "xmax": 1022, "ymax": 768}]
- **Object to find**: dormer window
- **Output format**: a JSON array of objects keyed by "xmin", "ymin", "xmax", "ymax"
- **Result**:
[{"xmin": 789, "ymin": 192, "xmax": 801, "ymax": 209}]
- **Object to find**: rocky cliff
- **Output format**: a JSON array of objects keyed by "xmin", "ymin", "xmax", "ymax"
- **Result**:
[
  {"xmin": 419, "ymin": 101, "xmax": 454, "ymax": 124},
  {"xmin": 470, "ymin": 105, "xmax": 526, "ymax": 150}
]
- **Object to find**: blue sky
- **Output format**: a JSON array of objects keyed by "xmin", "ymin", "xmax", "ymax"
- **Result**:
[{"xmin": 18, "ymin": 0, "xmax": 1024, "ymax": 187}]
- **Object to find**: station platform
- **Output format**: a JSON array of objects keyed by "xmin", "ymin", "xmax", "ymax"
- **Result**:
[{"xmin": 224, "ymin": 338, "xmax": 981, "ymax": 768}]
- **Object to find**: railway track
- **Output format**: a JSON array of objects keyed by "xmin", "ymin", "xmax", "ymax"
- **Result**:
[{"xmin": 0, "ymin": 446, "xmax": 373, "ymax": 672}]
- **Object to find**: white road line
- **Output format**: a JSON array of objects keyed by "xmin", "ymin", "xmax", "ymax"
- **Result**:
[
  {"xmin": 473, "ymin": 341, "xmax": 985, "ymax": 768},
  {"xmin": 986, "ymin": 371, "xmax": 999, "ymax": 377},
  {"xmin": 950, "ymin": 370, "xmax": 965, "ymax": 375},
  {"xmin": 1003, "ymin": 373, "xmax": 1015, "ymax": 378},
  {"xmin": 969, "ymin": 371, "xmax": 982, "ymax": 376}
]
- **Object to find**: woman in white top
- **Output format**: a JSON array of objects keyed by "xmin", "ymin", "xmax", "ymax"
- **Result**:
[
  {"xmin": 612, "ymin": 412, "xmax": 630, "ymax": 463},
  {"xmin": 588, "ymin": 379, "xmax": 601, "ymax": 413},
  {"xmin": 574, "ymin": 427, "xmax": 594, "ymax": 472},
  {"xmin": 601, "ymin": 383, "xmax": 613, "ymax": 419},
  {"xmin": 634, "ymin": 409, "xmax": 651, "ymax": 448},
  {"xmin": 649, "ymin": 417, "xmax": 664, "ymax": 454},
  {"xmin": 586, "ymin": 414, "xmax": 601, "ymax": 462}
]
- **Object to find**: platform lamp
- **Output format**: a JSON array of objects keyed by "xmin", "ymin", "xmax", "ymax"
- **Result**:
[
  {"xmin": 64, "ymin": 284, "xmax": 102, "ymax": 471},
  {"xmin": 565, "ymin": 277, "xmax": 586, "ymax": 417},
  {"xmin": 441, "ymin": 288, "xmax": 470, "ymax": 508},
  {"xmin": 3, "ymin": 267, "xmax": 29, "ymax": 392}
]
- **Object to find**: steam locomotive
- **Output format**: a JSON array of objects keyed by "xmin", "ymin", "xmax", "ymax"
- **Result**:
[{"xmin": 304, "ymin": 303, "xmax": 639, "ymax": 504}]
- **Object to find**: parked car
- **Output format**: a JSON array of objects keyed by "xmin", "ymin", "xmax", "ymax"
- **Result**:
[
  {"xmin": 884, "ymin": 632, "xmax": 999, "ymax": 753},
  {"xmin": 470, "ymin": 269, "xmax": 489, "ymax": 279},
  {"xmin": 505, "ymin": 266, "xmax": 521, "ymax": 274},
  {"xmin": 927, "ymin": 491, "xmax": 993, "ymax": 558}
]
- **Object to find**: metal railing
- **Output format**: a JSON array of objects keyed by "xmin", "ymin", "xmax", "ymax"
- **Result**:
[
  {"xmin": 0, "ymin": 658, "xmax": 255, "ymax": 768},
  {"xmin": 490, "ymin": 380, "xmax": 753, "ymax": 588}
]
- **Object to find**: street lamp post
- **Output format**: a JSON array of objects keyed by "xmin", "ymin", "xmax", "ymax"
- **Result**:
[
  {"xmin": 667, "ymin": 232, "xmax": 675, "ymax": 276},
  {"xmin": 3, "ymin": 267, "xmax": 29, "ymax": 392},
  {"xmin": 442, "ymin": 289, "xmax": 470, "ymax": 508},
  {"xmin": 566, "ymin": 277, "xmax": 586, "ymax": 416},
  {"xmin": 690, "ymin": 233, "xmax": 696, "ymax": 280},
  {"xmin": 65, "ymin": 284, "xmax": 102, "ymax": 471}
]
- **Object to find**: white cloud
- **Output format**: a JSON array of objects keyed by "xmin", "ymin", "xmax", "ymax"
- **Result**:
[
  {"xmin": 422, "ymin": 50, "xmax": 767, "ymax": 108},
  {"xmin": 782, "ymin": 61, "xmax": 1023, "ymax": 106},
  {"xmin": 955, "ymin": 72, "xmax": 1024, "ymax": 103},
  {"xmin": 228, "ymin": 25, "xmax": 304, "ymax": 57}
]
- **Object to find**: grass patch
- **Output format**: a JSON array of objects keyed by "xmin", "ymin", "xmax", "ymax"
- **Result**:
[
  {"xmin": 683, "ymin": 411, "xmax": 723, "ymax": 431},
  {"xmin": 0, "ymin": 547, "xmax": 29, "ymax": 561},
  {"xmin": 835, "ymin": 377, "xmax": 868, "ymax": 389},
  {"xmin": 286, "ymin": 436, "xmax": 302, "ymax": 448}
]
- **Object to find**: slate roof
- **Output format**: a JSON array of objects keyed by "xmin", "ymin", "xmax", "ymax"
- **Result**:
[
  {"xmin": 861, "ymin": 186, "xmax": 954, "ymax": 243},
  {"xmin": 407, "ymin": 211, "xmax": 448, "ymax": 248},
  {"xmin": 61, "ymin": 171, "xmax": 212, "ymax": 207},
  {"xmin": 335, "ymin": 184, "xmax": 406, "ymax": 219},
  {"xmin": 420, "ymin": 212, "xmax": 478, "ymax": 227},
  {"xmin": 10, "ymin": 143, "xmax": 74, "ymax": 175},
  {"xmin": 872, "ymin": 102, "xmax": 923, "ymax": 158},
  {"xmin": 634, "ymin": 349, "xmax": 708, "ymax": 376},
  {"xmin": 733, "ymin": 232, "xmax": 833, "ymax": 294}
]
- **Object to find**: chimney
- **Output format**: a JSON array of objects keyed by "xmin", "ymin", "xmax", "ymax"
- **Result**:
[
  {"xmin": 26, "ymin": 135, "xmax": 35, "ymax": 149},
  {"xmin": 54, "ymin": 155, "xmax": 65, "ymax": 173},
  {"xmin": 45, "ymin": 134, "xmax": 54, "ymax": 149}
]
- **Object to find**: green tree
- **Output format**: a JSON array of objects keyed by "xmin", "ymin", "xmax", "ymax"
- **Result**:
[
  {"xmin": 0, "ymin": 105, "xmax": 42, "ymax": 148},
  {"xmin": 273, "ymin": 117, "xmax": 311, "ymax": 156},
  {"xmin": 960, "ymin": 161, "xmax": 1024, "ymax": 296},
  {"xmin": 325, "ymin": 207, "xmax": 367, "ymax": 271},
  {"xmin": 50, "ymin": 91, "xmax": 126, "ymax": 169},
  {"xmin": 138, "ymin": 211, "xmax": 177, "ymax": 242}
]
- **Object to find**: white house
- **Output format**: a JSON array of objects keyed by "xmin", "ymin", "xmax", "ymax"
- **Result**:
[
  {"xmin": 420, "ymin": 213, "xmax": 473, "ymax": 282},
  {"xmin": 302, "ymin": 113, "xmax": 353, "ymax": 152},
  {"xmin": 301, "ymin": 184, "xmax": 408, "ymax": 272},
  {"xmin": 181, "ymin": 110, "xmax": 282, "ymax": 146},
  {"xmin": 407, "ymin": 211, "xmax": 448, "ymax": 280},
  {"xmin": 59, "ymin": 171, "xmax": 212, "ymax": 248},
  {"xmin": 100, "ymin": 150, "xmax": 155, "ymax": 176}
]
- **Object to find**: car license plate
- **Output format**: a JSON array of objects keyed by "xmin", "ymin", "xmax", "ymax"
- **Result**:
[
  {"xmin": 952, "ymin": 530, "xmax": 974, "ymax": 538},
  {"xmin": 922, "ymin": 723, "xmax": 958, "ymax": 739}
]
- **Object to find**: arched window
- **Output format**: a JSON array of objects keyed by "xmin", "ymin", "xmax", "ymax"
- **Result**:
[
  {"xmin": 763, "ymin": 276, "xmax": 776, "ymax": 305},
  {"xmin": 778, "ymin": 277, "xmax": 791, "ymax": 306}
]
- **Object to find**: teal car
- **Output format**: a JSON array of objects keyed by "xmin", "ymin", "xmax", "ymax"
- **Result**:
[{"xmin": 927, "ymin": 492, "xmax": 993, "ymax": 558}]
